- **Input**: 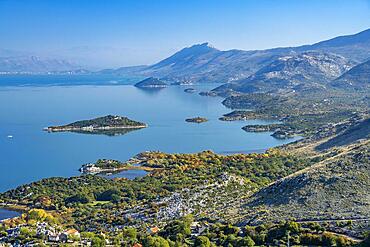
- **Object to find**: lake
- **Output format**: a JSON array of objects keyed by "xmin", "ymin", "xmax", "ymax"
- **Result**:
[
  {"xmin": 0, "ymin": 208, "xmax": 21, "ymax": 221},
  {"xmin": 0, "ymin": 75, "xmax": 299, "ymax": 192}
]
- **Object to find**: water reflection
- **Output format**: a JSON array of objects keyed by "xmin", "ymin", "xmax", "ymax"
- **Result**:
[{"xmin": 50, "ymin": 128, "xmax": 143, "ymax": 137}]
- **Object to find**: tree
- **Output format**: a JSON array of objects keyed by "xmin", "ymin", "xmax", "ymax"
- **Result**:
[
  {"xmin": 308, "ymin": 222, "xmax": 325, "ymax": 233},
  {"xmin": 284, "ymin": 221, "xmax": 300, "ymax": 234},
  {"xmin": 96, "ymin": 189, "xmax": 120, "ymax": 202},
  {"xmin": 28, "ymin": 209, "xmax": 47, "ymax": 221},
  {"xmin": 69, "ymin": 233, "xmax": 81, "ymax": 242},
  {"xmin": 65, "ymin": 193, "xmax": 90, "ymax": 204},
  {"xmin": 91, "ymin": 236, "xmax": 106, "ymax": 247},
  {"xmin": 111, "ymin": 193, "xmax": 121, "ymax": 203},
  {"xmin": 195, "ymin": 236, "xmax": 211, "ymax": 247},
  {"xmin": 27, "ymin": 209, "xmax": 56, "ymax": 224},
  {"xmin": 121, "ymin": 227, "xmax": 138, "ymax": 245},
  {"xmin": 162, "ymin": 215, "xmax": 194, "ymax": 240},
  {"xmin": 143, "ymin": 236, "xmax": 170, "ymax": 247},
  {"xmin": 238, "ymin": 236, "xmax": 255, "ymax": 247},
  {"xmin": 224, "ymin": 224, "xmax": 239, "ymax": 235},
  {"xmin": 322, "ymin": 232, "xmax": 337, "ymax": 246}
]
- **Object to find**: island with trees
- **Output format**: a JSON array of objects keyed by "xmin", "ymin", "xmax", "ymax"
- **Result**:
[
  {"xmin": 184, "ymin": 88, "xmax": 196, "ymax": 93},
  {"xmin": 44, "ymin": 115, "xmax": 147, "ymax": 134},
  {"xmin": 134, "ymin": 77, "xmax": 168, "ymax": 88},
  {"xmin": 199, "ymin": 91, "xmax": 217, "ymax": 97},
  {"xmin": 185, "ymin": 117, "xmax": 208, "ymax": 123}
]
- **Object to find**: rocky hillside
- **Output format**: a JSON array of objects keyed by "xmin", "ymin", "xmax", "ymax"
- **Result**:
[
  {"xmin": 315, "ymin": 118, "xmax": 370, "ymax": 151},
  {"xmin": 332, "ymin": 59, "xmax": 370, "ymax": 90},
  {"xmin": 243, "ymin": 140, "xmax": 370, "ymax": 225},
  {"xmin": 213, "ymin": 52, "xmax": 354, "ymax": 94}
]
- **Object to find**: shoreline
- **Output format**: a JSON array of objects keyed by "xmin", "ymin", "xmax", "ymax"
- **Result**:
[
  {"xmin": 44, "ymin": 124, "xmax": 148, "ymax": 132},
  {"xmin": 81, "ymin": 165, "xmax": 157, "ymax": 175},
  {"xmin": 0, "ymin": 203, "xmax": 28, "ymax": 215}
]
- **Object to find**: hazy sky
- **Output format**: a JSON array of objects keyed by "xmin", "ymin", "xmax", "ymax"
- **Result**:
[{"xmin": 1, "ymin": 0, "xmax": 370, "ymax": 68}]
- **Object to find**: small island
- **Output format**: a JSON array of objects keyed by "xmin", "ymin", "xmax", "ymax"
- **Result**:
[
  {"xmin": 44, "ymin": 115, "xmax": 147, "ymax": 133},
  {"xmin": 199, "ymin": 91, "xmax": 217, "ymax": 97},
  {"xmin": 184, "ymin": 88, "xmax": 196, "ymax": 93},
  {"xmin": 134, "ymin": 77, "xmax": 168, "ymax": 88},
  {"xmin": 185, "ymin": 117, "xmax": 208, "ymax": 123},
  {"xmin": 242, "ymin": 124, "xmax": 296, "ymax": 139}
]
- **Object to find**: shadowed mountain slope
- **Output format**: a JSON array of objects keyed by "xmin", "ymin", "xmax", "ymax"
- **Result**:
[{"xmin": 332, "ymin": 59, "xmax": 370, "ymax": 90}]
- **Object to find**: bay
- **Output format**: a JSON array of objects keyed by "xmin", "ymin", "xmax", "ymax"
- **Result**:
[{"xmin": 0, "ymin": 75, "xmax": 299, "ymax": 192}]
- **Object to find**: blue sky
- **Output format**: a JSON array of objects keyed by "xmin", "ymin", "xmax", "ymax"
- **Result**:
[{"xmin": 0, "ymin": 0, "xmax": 369, "ymax": 67}]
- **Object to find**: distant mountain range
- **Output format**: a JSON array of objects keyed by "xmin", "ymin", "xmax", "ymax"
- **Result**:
[
  {"xmin": 0, "ymin": 56, "xmax": 82, "ymax": 73},
  {"xmin": 102, "ymin": 28, "xmax": 370, "ymax": 88},
  {"xmin": 1, "ymin": 28, "xmax": 370, "ymax": 92}
]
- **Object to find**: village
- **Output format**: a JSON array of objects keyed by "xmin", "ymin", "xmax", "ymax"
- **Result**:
[{"xmin": 0, "ymin": 216, "xmax": 211, "ymax": 247}]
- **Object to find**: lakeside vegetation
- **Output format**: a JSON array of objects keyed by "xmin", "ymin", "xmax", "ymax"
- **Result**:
[{"xmin": 1, "ymin": 150, "xmax": 312, "ymax": 208}]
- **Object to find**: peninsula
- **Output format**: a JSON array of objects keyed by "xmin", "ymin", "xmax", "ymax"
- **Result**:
[
  {"xmin": 44, "ymin": 115, "xmax": 147, "ymax": 133},
  {"xmin": 79, "ymin": 157, "xmax": 156, "ymax": 174}
]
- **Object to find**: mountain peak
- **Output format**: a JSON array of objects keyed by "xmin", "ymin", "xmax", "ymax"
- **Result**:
[
  {"xmin": 185, "ymin": 42, "xmax": 218, "ymax": 52},
  {"xmin": 147, "ymin": 42, "xmax": 220, "ymax": 71},
  {"xmin": 194, "ymin": 42, "xmax": 215, "ymax": 48}
]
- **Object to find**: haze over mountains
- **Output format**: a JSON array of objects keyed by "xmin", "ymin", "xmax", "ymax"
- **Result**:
[
  {"xmin": 0, "ymin": 56, "xmax": 82, "ymax": 73},
  {"xmin": 1, "ymin": 28, "xmax": 370, "ymax": 92}
]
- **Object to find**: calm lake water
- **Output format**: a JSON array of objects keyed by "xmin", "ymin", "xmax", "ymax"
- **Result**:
[
  {"xmin": 102, "ymin": 169, "xmax": 149, "ymax": 180},
  {"xmin": 0, "ymin": 208, "xmax": 21, "ymax": 220},
  {"xmin": 0, "ymin": 75, "xmax": 299, "ymax": 193}
]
